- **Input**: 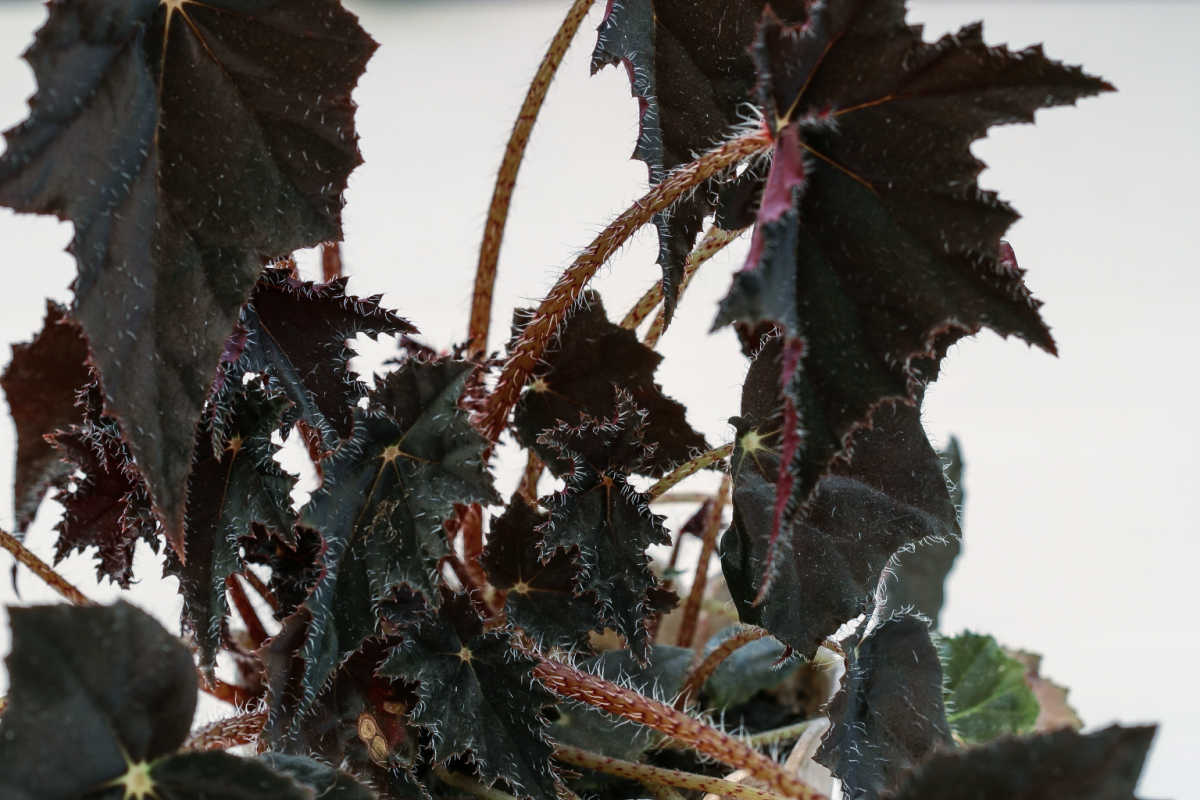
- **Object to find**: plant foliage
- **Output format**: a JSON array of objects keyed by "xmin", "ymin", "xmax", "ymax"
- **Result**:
[{"xmin": 0, "ymin": 0, "xmax": 1155, "ymax": 799}]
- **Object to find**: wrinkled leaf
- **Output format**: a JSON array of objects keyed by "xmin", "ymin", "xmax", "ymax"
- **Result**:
[
  {"xmin": 721, "ymin": 340, "xmax": 958, "ymax": 658},
  {"xmin": 1, "ymin": 300, "xmax": 91, "ymax": 531},
  {"xmin": 171, "ymin": 380, "xmax": 296, "ymax": 669},
  {"xmin": 513, "ymin": 290, "xmax": 705, "ymax": 477},
  {"xmin": 47, "ymin": 383, "xmax": 159, "ymax": 587},
  {"xmin": 380, "ymin": 593, "xmax": 561, "ymax": 799},
  {"xmin": 591, "ymin": 1, "xmax": 807, "ymax": 313},
  {"xmin": 713, "ymin": 3, "xmax": 1112, "ymax": 520},
  {"xmin": 0, "ymin": 0, "xmax": 377, "ymax": 551},
  {"xmin": 537, "ymin": 398, "xmax": 675, "ymax": 658},
  {"xmin": 941, "ymin": 632, "xmax": 1039, "ymax": 744},
  {"xmin": 880, "ymin": 437, "xmax": 965, "ymax": 625},
  {"xmin": 147, "ymin": 751, "xmax": 312, "ymax": 800},
  {"xmin": 817, "ymin": 615, "xmax": 952, "ymax": 800},
  {"xmin": 0, "ymin": 602, "xmax": 196, "ymax": 799},
  {"xmin": 480, "ymin": 492, "xmax": 599, "ymax": 653},
  {"xmin": 225, "ymin": 268, "xmax": 417, "ymax": 447},
  {"xmin": 282, "ymin": 359, "xmax": 498, "ymax": 735},
  {"xmin": 551, "ymin": 645, "xmax": 693, "ymax": 762},
  {"xmin": 885, "ymin": 725, "xmax": 1155, "ymax": 800}
]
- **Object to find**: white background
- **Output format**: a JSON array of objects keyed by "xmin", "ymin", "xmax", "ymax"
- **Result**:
[{"xmin": 0, "ymin": 1, "xmax": 1195, "ymax": 796}]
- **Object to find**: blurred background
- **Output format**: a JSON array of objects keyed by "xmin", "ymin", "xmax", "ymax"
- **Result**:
[{"xmin": 0, "ymin": 1, "xmax": 1195, "ymax": 796}]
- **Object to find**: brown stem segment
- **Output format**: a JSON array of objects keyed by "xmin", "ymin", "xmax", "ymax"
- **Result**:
[
  {"xmin": 467, "ymin": 0, "xmax": 597, "ymax": 359},
  {"xmin": 226, "ymin": 574, "xmax": 268, "ymax": 647},
  {"xmin": 676, "ymin": 475, "xmax": 731, "ymax": 650},
  {"xmin": 676, "ymin": 625, "xmax": 770, "ymax": 710},
  {"xmin": 644, "ymin": 225, "xmax": 747, "ymax": 347},
  {"xmin": 240, "ymin": 568, "xmax": 280, "ymax": 614},
  {"xmin": 553, "ymin": 743, "xmax": 802, "ymax": 800},
  {"xmin": 478, "ymin": 128, "xmax": 773, "ymax": 441},
  {"xmin": 0, "ymin": 527, "xmax": 91, "ymax": 606},
  {"xmin": 183, "ymin": 711, "xmax": 267, "ymax": 751},
  {"xmin": 533, "ymin": 657, "xmax": 820, "ymax": 799},
  {"xmin": 647, "ymin": 444, "xmax": 734, "ymax": 501}
]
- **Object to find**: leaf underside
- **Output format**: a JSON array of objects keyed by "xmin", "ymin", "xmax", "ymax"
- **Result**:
[
  {"xmin": 0, "ymin": 0, "xmax": 377, "ymax": 551},
  {"xmin": 940, "ymin": 631, "xmax": 1040, "ymax": 744}
]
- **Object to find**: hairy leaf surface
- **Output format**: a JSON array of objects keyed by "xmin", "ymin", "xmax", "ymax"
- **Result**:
[
  {"xmin": 537, "ymin": 399, "xmax": 675, "ymax": 658},
  {"xmin": 172, "ymin": 381, "xmax": 296, "ymax": 669},
  {"xmin": 817, "ymin": 615, "xmax": 952, "ymax": 800},
  {"xmin": 591, "ymin": 1, "xmax": 807, "ymax": 312},
  {"xmin": 284, "ymin": 359, "xmax": 498, "ymax": 733},
  {"xmin": 713, "ymin": 2, "xmax": 1112, "ymax": 518},
  {"xmin": 1, "ymin": 301, "xmax": 91, "ymax": 531},
  {"xmin": 225, "ymin": 269, "xmax": 417, "ymax": 448},
  {"xmin": 47, "ymin": 383, "xmax": 159, "ymax": 587},
  {"xmin": 721, "ymin": 340, "xmax": 958, "ymax": 657},
  {"xmin": 0, "ymin": 0, "xmax": 376, "ymax": 551},
  {"xmin": 481, "ymin": 492, "xmax": 599, "ymax": 652},
  {"xmin": 941, "ymin": 632, "xmax": 1039, "ymax": 744},
  {"xmin": 886, "ymin": 725, "xmax": 1154, "ymax": 800},
  {"xmin": 513, "ymin": 291, "xmax": 705, "ymax": 477},
  {"xmin": 380, "ymin": 593, "xmax": 561, "ymax": 799}
]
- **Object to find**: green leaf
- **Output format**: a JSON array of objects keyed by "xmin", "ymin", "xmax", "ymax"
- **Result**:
[
  {"xmin": 0, "ymin": 0, "xmax": 377, "ymax": 552},
  {"xmin": 0, "ymin": 602, "xmax": 196, "ymax": 799},
  {"xmin": 701, "ymin": 626, "xmax": 800, "ymax": 710},
  {"xmin": 380, "ymin": 593, "xmax": 561, "ymax": 800},
  {"xmin": 941, "ymin": 632, "xmax": 1039, "ymax": 744}
]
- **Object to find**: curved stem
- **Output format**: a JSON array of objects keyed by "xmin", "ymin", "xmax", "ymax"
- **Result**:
[
  {"xmin": 644, "ymin": 225, "xmax": 747, "ymax": 347},
  {"xmin": 676, "ymin": 625, "xmax": 769, "ymax": 710},
  {"xmin": 676, "ymin": 475, "xmax": 731, "ymax": 650},
  {"xmin": 436, "ymin": 766, "xmax": 523, "ymax": 800},
  {"xmin": 553, "ymin": 743, "xmax": 799, "ymax": 800},
  {"xmin": 0, "ymin": 527, "xmax": 91, "ymax": 606},
  {"xmin": 647, "ymin": 444, "xmax": 734, "ymax": 501},
  {"xmin": 478, "ymin": 128, "xmax": 773, "ymax": 441},
  {"xmin": 533, "ymin": 656, "xmax": 821, "ymax": 799},
  {"xmin": 183, "ymin": 711, "xmax": 267, "ymax": 751},
  {"xmin": 467, "ymin": 0, "xmax": 597, "ymax": 359}
]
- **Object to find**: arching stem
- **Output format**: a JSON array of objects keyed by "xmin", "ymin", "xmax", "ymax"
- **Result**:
[
  {"xmin": 647, "ymin": 444, "xmax": 734, "ymax": 501},
  {"xmin": 675, "ymin": 475, "xmax": 731, "ymax": 650},
  {"xmin": 467, "ymin": 0, "xmax": 598, "ymax": 359}
]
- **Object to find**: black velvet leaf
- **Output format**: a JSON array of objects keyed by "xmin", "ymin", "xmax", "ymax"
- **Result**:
[
  {"xmin": 380, "ymin": 593, "xmax": 561, "ymax": 800},
  {"xmin": 817, "ymin": 615, "xmax": 953, "ymax": 800},
  {"xmin": 513, "ymin": 290, "xmax": 705, "ymax": 477},
  {"xmin": 0, "ymin": 0, "xmax": 377, "ymax": 552}
]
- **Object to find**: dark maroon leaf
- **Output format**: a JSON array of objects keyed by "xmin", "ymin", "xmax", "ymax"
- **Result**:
[
  {"xmin": 278, "ymin": 359, "xmax": 498, "ymax": 736},
  {"xmin": 885, "ymin": 725, "xmax": 1155, "ymax": 800},
  {"xmin": 148, "ymin": 752, "xmax": 313, "ymax": 800},
  {"xmin": 591, "ymin": 1, "xmax": 807, "ymax": 314},
  {"xmin": 380, "ymin": 593, "xmax": 562, "ymax": 800},
  {"xmin": 714, "ymin": 3, "xmax": 1112, "ymax": 518},
  {"xmin": 0, "ymin": 602, "xmax": 196, "ymax": 799},
  {"xmin": 258, "ymin": 753, "xmax": 379, "ymax": 800},
  {"xmin": 513, "ymin": 290, "xmax": 705, "ymax": 477},
  {"xmin": 816, "ymin": 615, "xmax": 952, "ymax": 800},
  {"xmin": 880, "ymin": 437, "xmax": 965, "ymax": 626},
  {"xmin": 1, "ymin": 300, "xmax": 91, "ymax": 532},
  {"xmin": 721, "ymin": 339, "xmax": 957, "ymax": 658},
  {"xmin": 226, "ymin": 269, "xmax": 417, "ymax": 448},
  {"xmin": 47, "ymin": 382, "xmax": 159, "ymax": 587},
  {"xmin": 0, "ymin": 0, "xmax": 376, "ymax": 553},
  {"xmin": 536, "ymin": 398, "xmax": 675, "ymax": 659},
  {"xmin": 170, "ymin": 380, "xmax": 296, "ymax": 670},
  {"xmin": 480, "ymin": 492, "xmax": 599, "ymax": 653}
]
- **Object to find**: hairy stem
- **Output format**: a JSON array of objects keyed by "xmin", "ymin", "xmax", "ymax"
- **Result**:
[
  {"xmin": 533, "ymin": 657, "xmax": 820, "ymax": 799},
  {"xmin": 676, "ymin": 625, "xmax": 770, "ymax": 710},
  {"xmin": 183, "ymin": 711, "xmax": 267, "ymax": 751},
  {"xmin": 436, "ymin": 767, "xmax": 524, "ymax": 800},
  {"xmin": 479, "ymin": 127, "xmax": 773, "ymax": 441},
  {"xmin": 651, "ymin": 491, "xmax": 715, "ymax": 505},
  {"xmin": 647, "ymin": 444, "xmax": 734, "ymax": 501},
  {"xmin": 644, "ymin": 226, "xmax": 747, "ymax": 347},
  {"xmin": 746, "ymin": 719, "xmax": 820, "ymax": 748},
  {"xmin": 0, "ymin": 527, "xmax": 91, "ymax": 606},
  {"xmin": 467, "ymin": 0, "xmax": 597, "ymax": 359},
  {"xmin": 553, "ymin": 743, "xmax": 799, "ymax": 800},
  {"xmin": 676, "ymin": 475, "xmax": 731, "ymax": 650}
]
